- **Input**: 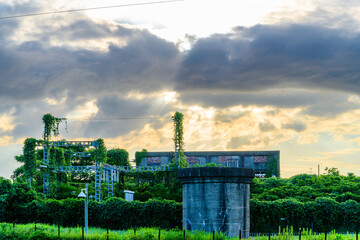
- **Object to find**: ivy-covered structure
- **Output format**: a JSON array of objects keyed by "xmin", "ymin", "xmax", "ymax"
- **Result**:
[
  {"xmin": 138, "ymin": 150, "xmax": 280, "ymax": 177},
  {"xmin": 23, "ymin": 114, "xmax": 173, "ymax": 202},
  {"xmin": 23, "ymin": 114, "xmax": 110, "ymax": 202}
]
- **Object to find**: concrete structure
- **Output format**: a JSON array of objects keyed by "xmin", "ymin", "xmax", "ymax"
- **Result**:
[
  {"xmin": 140, "ymin": 151, "xmax": 280, "ymax": 177},
  {"xmin": 178, "ymin": 167, "xmax": 255, "ymax": 238},
  {"xmin": 124, "ymin": 190, "xmax": 134, "ymax": 201}
]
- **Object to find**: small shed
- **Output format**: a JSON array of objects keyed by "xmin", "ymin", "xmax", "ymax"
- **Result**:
[{"xmin": 124, "ymin": 190, "xmax": 134, "ymax": 201}]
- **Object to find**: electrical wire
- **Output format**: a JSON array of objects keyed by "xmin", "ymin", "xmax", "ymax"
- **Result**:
[
  {"xmin": 66, "ymin": 117, "xmax": 169, "ymax": 121},
  {"xmin": 0, "ymin": 0, "xmax": 183, "ymax": 20}
]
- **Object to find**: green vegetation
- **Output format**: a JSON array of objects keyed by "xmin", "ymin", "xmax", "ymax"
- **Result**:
[
  {"xmin": 0, "ymin": 223, "xmax": 358, "ymax": 240},
  {"xmin": 0, "ymin": 223, "xmax": 230, "ymax": 240},
  {"xmin": 0, "ymin": 185, "xmax": 181, "ymax": 229},
  {"xmin": 9, "ymin": 113, "xmax": 360, "ymax": 235},
  {"xmin": 265, "ymin": 155, "xmax": 279, "ymax": 177},
  {"xmin": 172, "ymin": 112, "xmax": 188, "ymax": 168},
  {"xmin": 135, "ymin": 149, "xmax": 148, "ymax": 166},
  {"xmin": 5, "ymin": 173, "xmax": 360, "ymax": 233},
  {"xmin": 191, "ymin": 162, "xmax": 222, "ymax": 168},
  {"xmin": 42, "ymin": 113, "xmax": 66, "ymax": 138},
  {"xmin": 251, "ymin": 173, "xmax": 360, "ymax": 202},
  {"xmin": 107, "ymin": 148, "xmax": 129, "ymax": 166},
  {"xmin": 250, "ymin": 173, "xmax": 360, "ymax": 232}
]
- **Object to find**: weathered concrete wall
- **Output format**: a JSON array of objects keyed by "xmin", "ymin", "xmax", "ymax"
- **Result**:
[
  {"xmin": 178, "ymin": 167, "xmax": 255, "ymax": 238},
  {"xmin": 140, "ymin": 151, "xmax": 280, "ymax": 177}
]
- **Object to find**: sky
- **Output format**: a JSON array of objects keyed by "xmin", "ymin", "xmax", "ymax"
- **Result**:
[{"xmin": 0, "ymin": 0, "xmax": 360, "ymax": 179}]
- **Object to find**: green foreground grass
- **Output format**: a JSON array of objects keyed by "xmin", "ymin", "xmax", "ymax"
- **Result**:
[{"xmin": 0, "ymin": 223, "xmax": 358, "ymax": 240}]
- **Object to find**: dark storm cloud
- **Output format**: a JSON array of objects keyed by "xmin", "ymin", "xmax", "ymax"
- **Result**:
[
  {"xmin": 176, "ymin": 24, "xmax": 360, "ymax": 94},
  {"xmin": 0, "ymin": 22, "xmax": 179, "ymax": 102},
  {"xmin": 0, "ymin": 2, "xmax": 180, "ymax": 141},
  {"xmin": 2, "ymin": 0, "xmax": 360, "ymax": 143},
  {"xmin": 178, "ymin": 89, "xmax": 359, "ymax": 117},
  {"xmin": 259, "ymin": 121, "xmax": 276, "ymax": 132},
  {"xmin": 9, "ymin": 99, "xmax": 81, "ymax": 139},
  {"xmin": 282, "ymin": 121, "xmax": 307, "ymax": 132},
  {"xmin": 71, "ymin": 95, "xmax": 173, "ymax": 138}
]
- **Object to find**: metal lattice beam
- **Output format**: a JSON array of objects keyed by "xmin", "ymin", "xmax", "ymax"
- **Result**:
[
  {"xmin": 55, "ymin": 166, "xmax": 95, "ymax": 172},
  {"xmin": 72, "ymin": 152, "xmax": 91, "ymax": 158},
  {"xmin": 38, "ymin": 141, "xmax": 99, "ymax": 147}
]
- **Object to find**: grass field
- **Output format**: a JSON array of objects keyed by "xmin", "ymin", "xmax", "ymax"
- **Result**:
[{"xmin": 0, "ymin": 223, "xmax": 357, "ymax": 240}]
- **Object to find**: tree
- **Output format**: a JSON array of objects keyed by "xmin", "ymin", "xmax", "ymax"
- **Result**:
[
  {"xmin": 4, "ymin": 182, "xmax": 39, "ymax": 223},
  {"xmin": 325, "ymin": 167, "xmax": 340, "ymax": 176},
  {"xmin": 0, "ymin": 177, "xmax": 11, "ymax": 196},
  {"xmin": 107, "ymin": 148, "xmax": 130, "ymax": 166}
]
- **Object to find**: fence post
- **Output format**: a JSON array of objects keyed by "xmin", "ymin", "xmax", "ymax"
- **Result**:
[
  {"xmin": 134, "ymin": 228, "xmax": 136, "ymax": 235},
  {"xmin": 213, "ymin": 230, "xmax": 215, "ymax": 240},
  {"xmin": 239, "ymin": 230, "xmax": 242, "ymax": 239},
  {"xmin": 268, "ymin": 231, "xmax": 271, "ymax": 240},
  {"xmin": 58, "ymin": 225, "xmax": 60, "ymax": 237},
  {"xmin": 357, "ymin": 229, "xmax": 358, "ymax": 240},
  {"xmin": 325, "ymin": 231, "xmax": 327, "ymax": 240},
  {"xmin": 107, "ymin": 226, "xmax": 109, "ymax": 240},
  {"xmin": 158, "ymin": 229, "xmax": 161, "ymax": 240}
]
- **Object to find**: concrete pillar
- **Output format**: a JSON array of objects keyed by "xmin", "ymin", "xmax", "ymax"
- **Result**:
[{"xmin": 178, "ymin": 167, "xmax": 254, "ymax": 238}]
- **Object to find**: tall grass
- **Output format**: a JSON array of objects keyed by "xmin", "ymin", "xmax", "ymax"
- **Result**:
[
  {"xmin": 0, "ymin": 223, "xmax": 357, "ymax": 239},
  {"xmin": 250, "ymin": 227, "xmax": 357, "ymax": 240}
]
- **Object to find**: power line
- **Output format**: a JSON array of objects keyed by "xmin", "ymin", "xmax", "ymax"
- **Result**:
[
  {"xmin": 66, "ymin": 117, "xmax": 169, "ymax": 121},
  {"xmin": 0, "ymin": 0, "xmax": 183, "ymax": 20}
]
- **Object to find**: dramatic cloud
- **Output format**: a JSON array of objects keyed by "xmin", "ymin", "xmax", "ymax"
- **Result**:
[
  {"xmin": 176, "ymin": 24, "xmax": 360, "ymax": 94},
  {"xmin": 0, "ymin": 0, "xmax": 360, "ymax": 178},
  {"xmin": 282, "ymin": 121, "xmax": 306, "ymax": 132}
]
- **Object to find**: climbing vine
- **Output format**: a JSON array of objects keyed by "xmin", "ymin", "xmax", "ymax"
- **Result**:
[
  {"xmin": 265, "ymin": 155, "xmax": 280, "ymax": 177},
  {"xmin": 94, "ymin": 138, "xmax": 107, "ymax": 163},
  {"xmin": 23, "ymin": 138, "xmax": 39, "ymax": 180},
  {"xmin": 53, "ymin": 147, "xmax": 65, "ymax": 166},
  {"xmin": 42, "ymin": 113, "xmax": 66, "ymax": 139},
  {"xmin": 172, "ymin": 112, "xmax": 184, "ymax": 153},
  {"xmin": 135, "ymin": 149, "xmax": 148, "ymax": 166},
  {"xmin": 171, "ymin": 112, "xmax": 188, "ymax": 168}
]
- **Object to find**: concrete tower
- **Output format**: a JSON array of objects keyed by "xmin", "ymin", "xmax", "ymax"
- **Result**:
[{"xmin": 178, "ymin": 167, "xmax": 255, "ymax": 238}]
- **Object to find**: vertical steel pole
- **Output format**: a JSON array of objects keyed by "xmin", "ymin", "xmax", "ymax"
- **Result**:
[{"xmin": 85, "ymin": 183, "xmax": 88, "ymax": 234}]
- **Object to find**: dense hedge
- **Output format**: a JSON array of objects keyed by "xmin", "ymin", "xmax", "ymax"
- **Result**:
[
  {"xmin": 250, "ymin": 198, "xmax": 360, "ymax": 232},
  {"xmin": 4, "ymin": 181, "xmax": 360, "ymax": 233},
  {"xmin": 5, "ymin": 196, "xmax": 360, "ymax": 233},
  {"xmin": 4, "ymin": 197, "xmax": 182, "ymax": 230}
]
